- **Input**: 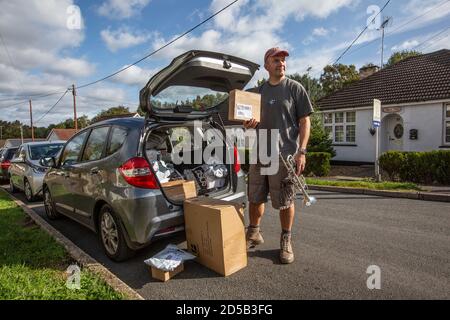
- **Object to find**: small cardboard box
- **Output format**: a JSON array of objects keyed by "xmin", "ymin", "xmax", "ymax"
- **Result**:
[
  {"xmin": 228, "ymin": 89, "xmax": 261, "ymax": 122},
  {"xmin": 150, "ymin": 263, "xmax": 184, "ymax": 282},
  {"xmin": 161, "ymin": 180, "xmax": 197, "ymax": 201},
  {"xmin": 184, "ymin": 198, "xmax": 247, "ymax": 276}
]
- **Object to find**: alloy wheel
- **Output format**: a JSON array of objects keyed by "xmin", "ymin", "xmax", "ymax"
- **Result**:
[{"xmin": 100, "ymin": 211, "xmax": 119, "ymax": 255}]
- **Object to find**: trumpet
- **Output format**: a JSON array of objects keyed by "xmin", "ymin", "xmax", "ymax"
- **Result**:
[{"xmin": 280, "ymin": 154, "xmax": 317, "ymax": 207}]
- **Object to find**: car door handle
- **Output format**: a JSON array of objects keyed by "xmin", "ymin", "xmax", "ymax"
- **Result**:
[{"xmin": 90, "ymin": 168, "xmax": 99, "ymax": 175}]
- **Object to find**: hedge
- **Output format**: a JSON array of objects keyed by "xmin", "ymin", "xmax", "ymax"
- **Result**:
[
  {"xmin": 239, "ymin": 149, "xmax": 331, "ymax": 177},
  {"xmin": 379, "ymin": 150, "xmax": 450, "ymax": 184}
]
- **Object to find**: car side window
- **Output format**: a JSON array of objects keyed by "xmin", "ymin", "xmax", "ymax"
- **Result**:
[
  {"xmin": 82, "ymin": 126, "xmax": 110, "ymax": 162},
  {"xmin": 60, "ymin": 131, "xmax": 89, "ymax": 166},
  {"xmin": 106, "ymin": 127, "xmax": 127, "ymax": 156}
]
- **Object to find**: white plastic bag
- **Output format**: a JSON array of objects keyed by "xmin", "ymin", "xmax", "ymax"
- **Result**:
[{"xmin": 144, "ymin": 244, "xmax": 196, "ymax": 272}]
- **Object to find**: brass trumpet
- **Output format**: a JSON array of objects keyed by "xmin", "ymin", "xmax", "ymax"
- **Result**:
[{"xmin": 280, "ymin": 155, "xmax": 317, "ymax": 207}]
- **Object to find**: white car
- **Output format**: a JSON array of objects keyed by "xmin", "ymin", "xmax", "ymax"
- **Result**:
[{"xmin": 9, "ymin": 141, "xmax": 65, "ymax": 201}]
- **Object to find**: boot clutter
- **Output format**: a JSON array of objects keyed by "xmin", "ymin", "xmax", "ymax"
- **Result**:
[{"xmin": 144, "ymin": 193, "xmax": 247, "ymax": 282}]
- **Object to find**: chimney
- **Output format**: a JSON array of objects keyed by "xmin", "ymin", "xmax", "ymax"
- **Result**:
[{"xmin": 359, "ymin": 64, "xmax": 379, "ymax": 79}]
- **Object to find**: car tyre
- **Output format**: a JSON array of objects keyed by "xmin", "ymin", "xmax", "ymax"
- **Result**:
[
  {"xmin": 24, "ymin": 179, "xmax": 35, "ymax": 202},
  {"xmin": 98, "ymin": 204, "xmax": 135, "ymax": 262},
  {"xmin": 9, "ymin": 178, "xmax": 18, "ymax": 193},
  {"xmin": 43, "ymin": 186, "xmax": 61, "ymax": 220}
]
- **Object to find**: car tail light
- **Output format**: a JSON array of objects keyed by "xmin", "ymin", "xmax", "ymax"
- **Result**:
[
  {"xmin": 233, "ymin": 146, "xmax": 241, "ymax": 173},
  {"xmin": 119, "ymin": 157, "xmax": 159, "ymax": 189},
  {"xmin": 1, "ymin": 161, "xmax": 11, "ymax": 170}
]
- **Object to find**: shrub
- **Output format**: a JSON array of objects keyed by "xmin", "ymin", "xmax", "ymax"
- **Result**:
[
  {"xmin": 379, "ymin": 150, "xmax": 450, "ymax": 185},
  {"xmin": 304, "ymin": 152, "xmax": 331, "ymax": 177}
]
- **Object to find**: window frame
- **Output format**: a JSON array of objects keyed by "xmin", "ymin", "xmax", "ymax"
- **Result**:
[
  {"xmin": 58, "ymin": 129, "xmax": 91, "ymax": 167},
  {"xmin": 105, "ymin": 125, "xmax": 129, "ymax": 157},
  {"xmin": 80, "ymin": 125, "xmax": 111, "ymax": 163},
  {"xmin": 323, "ymin": 111, "xmax": 357, "ymax": 144}
]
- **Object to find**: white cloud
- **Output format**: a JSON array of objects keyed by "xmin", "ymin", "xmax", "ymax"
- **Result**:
[
  {"xmin": 313, "ymin": 27, "xmax": 330, "ymax": 37},
  {"xmin": 101, "ymin": 27, "xmax": 150, "ymax": 52},
  {"xmin": 110, "ymin": 65, "xmax": 155, "ymax": 86},
  {"xmin": 98, "ymin": 0, "xmax": 151, "ymax": 19},
  {"xmin": 391, "ymin": 40, "xmax": 420, "ymax": 52}
]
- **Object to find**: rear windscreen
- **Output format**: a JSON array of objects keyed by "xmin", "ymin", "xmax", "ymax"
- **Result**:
[{"xmin": 151, "ymin": 86, "xmax": 228, "ymax": 111}]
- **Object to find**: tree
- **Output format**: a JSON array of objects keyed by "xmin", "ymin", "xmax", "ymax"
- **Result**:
[
  {"xmin": 386, "ymin": 50, "xmax": 422, "ymax": 67},
  {"xmin": 308, "ymin": 113, "xmax": 336, "ymax": 157},
  {"xmin": 287, "ymin": 73, "xmax": 324, "ymax": 104},
  {"xmin": 91, "ymin": 106, "xmax": 131, "ymax": 123},
  {"xmin": 320, "ymin": 64, "xmax": 360, "ymax": 96}
]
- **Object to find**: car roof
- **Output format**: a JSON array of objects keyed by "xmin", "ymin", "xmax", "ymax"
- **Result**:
[{"xmin": 88, "ymin": 117, "xmax": 145, "ymax": 129}]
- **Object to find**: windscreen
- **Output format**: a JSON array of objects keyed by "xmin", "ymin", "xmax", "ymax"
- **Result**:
[{"xmin": 29, "ymin": 144, "xmax": 64, "ymax": 160}]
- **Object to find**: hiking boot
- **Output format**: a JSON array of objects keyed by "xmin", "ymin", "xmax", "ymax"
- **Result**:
[
  {"xmin": 246, "ymin": 226, "xmax": 264, "ymax": 248},
  {"xmin": 280, "ymin": 232, "xmax": 294, "ymax": 264}
]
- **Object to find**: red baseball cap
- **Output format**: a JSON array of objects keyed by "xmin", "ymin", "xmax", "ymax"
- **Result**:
[{"xmin": 264, "ymin": 47, "xmax": 289, "ymax": 63}]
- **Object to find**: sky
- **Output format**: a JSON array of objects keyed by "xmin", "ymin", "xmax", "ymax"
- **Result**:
[{"xmin": 0, "ymin": 0, "xmax": 449, "ymax": 126}]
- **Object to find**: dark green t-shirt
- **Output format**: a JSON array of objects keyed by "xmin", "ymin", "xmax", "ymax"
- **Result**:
[{"xmin": 253, "ymin": 78, "xmax": 314, "ymax": 158}]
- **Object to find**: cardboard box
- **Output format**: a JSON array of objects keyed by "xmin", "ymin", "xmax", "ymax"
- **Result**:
[
  {"xmin": 184, "ymin": 198, "xmax": 247, "ymax": 276},
  {"xmin": 161, "ymin": 180, "xmax": 197, "ymax": 201},
  {"xmin": 228, "ymin": 89, "xmax": 261, "ymax": 122},
  {"xmin": 150, "ymin": 263, "xmax": 184, "ymax": 282}
]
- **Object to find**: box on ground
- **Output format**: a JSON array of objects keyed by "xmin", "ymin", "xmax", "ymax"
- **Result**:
[
  {"xmin": 183, "ymin": 197, "xmax": 247, "ymax": 276},
  {"xmin": 150, "ymin": 263, "xmax": 184, "ymax": 282},
  {"xmin": 161, "ymin": 180, "xmax": 197, "ymax": 201},
  {"xmin": 228, "ymin": 89, "xmax": 261, "ymax": 122}
]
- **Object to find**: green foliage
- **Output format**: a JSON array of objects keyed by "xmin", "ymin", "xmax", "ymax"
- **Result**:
[
  {"xmin": 304, "ymin": 152, "xmax": 331, "ymax": 177},
  {"xmin": 320, "ymin": 64, "xmax": 360, "ymax": 96},
  {"xmin": 379, "ymin": 151, "xmax": 450, "ymax": 184},
  {"xmin": 306, "ymin": 178, "xmax": 420, "ymax": 191},
  {"xmin": 308, "ymin": 113, "xmax": 336, "ymax": 157},
  {"xmin": 0, "ymin": 190, "xmax": 123, "ymax": 300},
  {"xmin": 91, "ymin": 106, "xmax": 131, "ymax": 123},
  {"xmin": 386, "ymin": 50, "xmax": 422, "ymax": 67}
]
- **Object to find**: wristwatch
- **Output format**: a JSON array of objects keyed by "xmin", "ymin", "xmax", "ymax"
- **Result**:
[{"xmin": 298, "ymin": 148, "xmax": 308, "ymax": 155}]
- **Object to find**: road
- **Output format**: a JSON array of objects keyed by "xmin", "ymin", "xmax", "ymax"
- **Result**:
[{"xmin": 4, "ymin": 186, "xmax": 450, "ymax": 300}]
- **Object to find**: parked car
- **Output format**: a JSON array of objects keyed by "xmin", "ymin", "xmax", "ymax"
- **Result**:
[
  {"xmin": 41, "ymin": 50, "xmax": 257, "ymax": 261},
  {"xmin": 9, "ymin": 141, "xmax": 65, "ymax": 201},
  {"xmin": 0, "ymin": 147, "xmax": 19, "ymax": 180}
]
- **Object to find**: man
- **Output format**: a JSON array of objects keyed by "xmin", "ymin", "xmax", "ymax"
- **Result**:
[{"xmin": 243, "ymin": 47, "xmax": 313, "ymax": 264}]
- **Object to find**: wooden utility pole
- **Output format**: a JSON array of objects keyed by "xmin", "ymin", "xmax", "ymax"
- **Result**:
[
  {"xmin": 72, "ymin": 84, "xmax": 78, "ymax": 131},
  {"xmin": 29, "ymin": 99, "xmax": 34, "ymax": 141}
]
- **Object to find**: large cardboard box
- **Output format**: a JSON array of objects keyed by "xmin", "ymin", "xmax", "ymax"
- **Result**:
[
  {"xmin": 183, "ymin": 198, "xmax": 247, "ymax": 276},
  {"xmin": 228, "ymin": 89, "xmax": 261, "ymax": 122},
  {"xmin": 150, "ymin": 263, "xmax": 184, "ymax": 282},
  {"xmin": 161, "ymin": 180, "xmax": 197, "ymax": 201}
]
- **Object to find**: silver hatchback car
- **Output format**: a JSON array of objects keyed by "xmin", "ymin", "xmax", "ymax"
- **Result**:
[
  {"xmin": 41, "ymin": 50, "xmax": 258, "ymax": 261},
  {"xmin": 9, "ymin": 141, "xmax": 65, "ymax": 202}
]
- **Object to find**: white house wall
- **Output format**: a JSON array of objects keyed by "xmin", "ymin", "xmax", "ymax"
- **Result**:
[
  {"xmin": 333, "ymin": 109, "xmax": 376, "ymax": 163},
  {"xmin": 330, "ymin": 102, "xmax": 446, "ymax": 163}
]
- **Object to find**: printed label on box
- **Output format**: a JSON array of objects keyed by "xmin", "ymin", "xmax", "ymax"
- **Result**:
[{"xmin": 235, "ymin": 104, "xmax": 253, "ymax": 119}]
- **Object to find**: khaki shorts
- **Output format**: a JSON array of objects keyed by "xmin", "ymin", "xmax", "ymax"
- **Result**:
[{"xmin": 247, "ymin": 161, "xmax": 296, "ymax": 210}]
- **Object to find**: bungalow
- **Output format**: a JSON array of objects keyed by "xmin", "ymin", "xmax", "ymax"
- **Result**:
[
  {"xmin": 46, "ymin": 128, "xmax": 77, "ymax": 142},
  {"xmin": 316, "ymin": 49, "xmax": 450, "ymax": 163}
]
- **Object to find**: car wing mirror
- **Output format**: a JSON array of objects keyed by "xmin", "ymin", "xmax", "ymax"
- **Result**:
[{"xmin": 39, "ymin": 157, "xmax": 57, "ymax": 168}]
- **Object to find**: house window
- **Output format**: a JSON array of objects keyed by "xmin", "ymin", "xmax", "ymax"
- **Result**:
[{"xmin": 323, "ymin": 111, "xmax": 356, "ymax": 144}]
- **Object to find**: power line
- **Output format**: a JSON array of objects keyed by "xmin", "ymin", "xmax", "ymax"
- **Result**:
[
  {"xmin": 346, "ymin": 0, "xmax": 450, "ymax": 57},
  {"xmin": 333, "ymin": 0, "xmax": 392, "ymax": 65},
  {"xmin": 34, "ymin": 89, "xmax": 69, "ymax": 124},
  {"xmin": 76, "ymin": 0, "xmax": 240, "ymax": 90},
  {"xmin": 413, "ymin": 25, "xmax": 450, "ymax": 50}
]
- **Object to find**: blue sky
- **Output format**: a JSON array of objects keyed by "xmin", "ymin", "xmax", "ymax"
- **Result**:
[{"xmin": 0, "ymin": 0, "xmax": 449, "ymax": 126}]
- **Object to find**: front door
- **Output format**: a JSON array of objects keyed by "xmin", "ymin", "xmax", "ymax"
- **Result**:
[{"xmin": 385, "ymin": 115, "xmax": 404, "ymax": 151}]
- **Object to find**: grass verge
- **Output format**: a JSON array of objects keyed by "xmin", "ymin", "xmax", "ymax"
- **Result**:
[
  {"xmin": 306, "ymin": 178, "xmax": 421, "ymax": 191},
  {"xmin": 0, "ymin": 189, "xmax": 123, "ymax": 300}
]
